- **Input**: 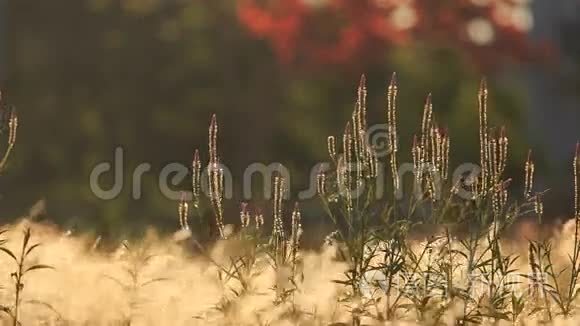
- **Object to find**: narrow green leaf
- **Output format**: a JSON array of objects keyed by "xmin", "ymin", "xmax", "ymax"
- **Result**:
[
  {"xmin": 25, "ymin": 243, "xmax": 41, "ymax": 256},
  {"xmin": 0, "ymin": 247, "xmax": 17, "ymax": 262},
  {"xmin": 24, "ymin": 264, "xmax": 54, "ymax": 274}
]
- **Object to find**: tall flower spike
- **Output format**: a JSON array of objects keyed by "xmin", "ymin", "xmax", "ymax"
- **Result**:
[
  {"xmin": 351, "ymin": 109, "xmax": 360, "ymax": 163},
  {"xmin": 273, "ymin": 176, "xmax": 286, "ymax": 238},
  {"xmin": 427, "ymin": 125, "xmax": 436, "ymax": 199},
  {"xmin": 430, "ymin": 125, "xmax": 437, "ymax": 169},
  {"xmin": 240, "ymin": 202, "xmax": 250, "ymax": 228},
  {"xmin": 412, "ymin": 135, "xmax": 421, "ymax": 187},
  {"xmin": 0, "ymin": 93, "xmax": 18, "ymax": 171},
  {"xmin": 412, "ymin": 135, "xmax": 418, "ymax": 168},
  {"xmin": 420, "ymin": 95, "xmax": 435, "ymax": 198},
  {"xmin": 207, "ymin": 114, "xmax": 225, "ymax": 238},
  {"xmin": 489, "ymin": 130, "xmax": 498, "ymax": 182},
  {"xmin": 367, "ymin": 147, "xmax": 377, "ymax": 178},
  {"xmin": 574, "ymin": 142, "xmax": 580, "ymax": 241},
  {"xmin": 290, "ymin": 202, "xmax": 303, "ymax": 272},
  {"xmin": 8, "ymin": 107, "xmax": 17, "ymax": 146},
  {"xmin": 441, "ymin": 128, "xmax": 450, "ymax": 180},
  {"xmin": 387, "ymin": 73, "xmax": 399, "ymax": 191},
  {"xmin": 316, "ymin": 167, "xmax": 326, "ymax": 195},
  {"xmin": 352, "ymin": 75, "xmax": 367, "ymax": 163},
  {"xmin": 488, "ymin": 129, "xmax": 509, "ymax": 216},
  {"xmin": 501, "ymin": 188, "xmax": 508, "ymax": 212},
  {"xmin": 412, "ymin": 134, "xmax": 426, "ymax": 199},
  {"xmin": 434, "ymin": 127, "xmax": 442, "ymax": 170},
  {"xmin": 210, "ymin": 167, "xmax": 225, "ymax": 237},
  {"xmin": 342, "ymin": 122, "xmax": 353, "ymax": 211},
  {"xmin": 209, "ymin": 114, "xmax": 218, "ymax": 166},
  {"xmin": 350, "ymin": 116, "xmax": 363, "ymax": 183},
  {"xmin": 524, "ymin": 150, "xmax": 535, "ymax": 199},
  {"xmin": 421, "ymin": 94, "xmax": 433, "ymax": 160},
  {"xmin": 478, "ymin": 78, "xmax": 489, "ymax": 195},
  {"xmin": 488, "ymin": 134, "xmax": 500, "ymax": 214},
  {"xmin": 499, "ymin": 126, "xmax": 509, "ymax": 176},
  {"xmin": 327, "ymin": 136, "xmax": 337, "ymax": 162},
  {"xmin": 358, "ymin": 74, "xmax": 367, "ymax": 133},
  {"xmin": 359, "ymin": 75, "xmax": 369, "ymax": 172},
  {"xmin": 178, "ymin": 192, "xmax": 189, "ymax": 230},
  {"xmin": 272, "ymin": 176, "xmax": 286, "ymax": 263},
  {"xmin": 430, "ymin": 126, "xmax": 444, "ymax": 200},
  {"xmin": 351, "ymin": 78, "xmax": 362, "ymax": 163},
  {"xmin": 534, "ymin": 194, "xmax": 544, "ymax": 224},
  {"xmin": 575, "ymin": 142, "xmax": 580, "ymax": 219},
  {"xmin": 192, "ymin": 149, "xmax": 202, "ymax": 201},
  {"xmin": 255, "ymin": 208, "xmax": 264, "ymax": 230},
  {"xmin": 420, "ymin": 95, "xmax": 433, "ymax": 190},
  {"xmin": 354, "ymin": 129, "xmax": 363, "ymax": 182}
]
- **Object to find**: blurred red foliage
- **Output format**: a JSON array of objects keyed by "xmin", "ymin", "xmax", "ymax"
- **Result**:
[{"xmin": 237, "ymin": 0, "xmax": 550, "ymax": 69}]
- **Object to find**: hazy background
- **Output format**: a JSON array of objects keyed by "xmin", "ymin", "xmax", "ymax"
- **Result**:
[{"xmin": 0, "ymin": 0, "xmax": 578, "ymax": 239}]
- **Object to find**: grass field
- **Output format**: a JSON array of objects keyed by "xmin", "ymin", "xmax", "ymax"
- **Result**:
[{"xmin": 0, "ymin": 77, "xmax": 580, "ymax": 325}]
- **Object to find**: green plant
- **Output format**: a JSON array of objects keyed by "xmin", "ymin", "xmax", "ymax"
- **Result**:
[
  {"xmin": 0, "ymin": 228, "xmax": 53, "ymax": 326},
  {"xmin": 309, "ymin": 75, "xmax": 570, "ymax": 326},
  {"xmin": 6, "ymin": 75, "xmax": 577, "ymax": 325},
  {"xmin": 0, "ymin": 94, "xmax": 18, "ymax": 173},
  {"xmin": 527, "ymin": 143, "xmax": 580, "ymax": 319},
  {"xmin": 104, "ymin": 240, "xmax": 169, "ymax": 325}
]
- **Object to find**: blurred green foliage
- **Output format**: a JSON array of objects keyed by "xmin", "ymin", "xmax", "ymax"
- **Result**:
[{"xmin": 1, "ymin": 0, "xmax": 532, "ymax": 238}]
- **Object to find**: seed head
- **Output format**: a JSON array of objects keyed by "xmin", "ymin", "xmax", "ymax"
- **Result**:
[
  {"xmin": 178, "ymin": 192, "xmax": 189, "ymax": 230},
  {"xmin": 316, "ymin": 168, "xmax": 326, "ymax": 195},
  {"xmin": 524, "ymin": 150, "xmax": 535, "ymax": 200},
  {"xmin": 240, "ymin": 202, "xmax": 251, "ymax": 228},
  {"xmin": 192, "ymin": 149, "xmax": 202, "ymax": 200},
  {"xmin": 574, "ymin": 142, "xmax": 580, "ymax": 219},
  {"xmin": 327, "ymin": 136, "xmax": 337, "ymax": 162}
]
